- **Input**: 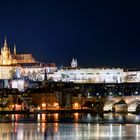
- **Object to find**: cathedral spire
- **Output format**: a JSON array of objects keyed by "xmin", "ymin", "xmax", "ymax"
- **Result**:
[
  {"xmin": 14, "ymin": 44, "xmax": 16, "ymax": 55},
  {"xmin": 75, "ymin": 58, "xmax": 78, "ymax": 67},
  {"xmin": 4, "ymin": 36, "xmax": 8, "ymax": 49}
]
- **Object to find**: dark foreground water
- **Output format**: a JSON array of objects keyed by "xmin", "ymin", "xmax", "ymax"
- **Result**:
[{"xmin": 1, "ymin": 113, "xmax": 140, "ymax": 140}]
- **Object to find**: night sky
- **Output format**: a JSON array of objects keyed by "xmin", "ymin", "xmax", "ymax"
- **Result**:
[{"xmin": 0, "ymin": 0, "xmax": 140, "ymax": 68}]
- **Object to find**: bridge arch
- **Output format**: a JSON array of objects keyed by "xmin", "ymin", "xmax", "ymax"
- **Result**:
[
  {"xmin": 128, "ymin": 99, "xmax": 140, "ymax": 112},
  {"xmin": 103, "ymin": 100, "xmax": 115, "ymax": 112}
]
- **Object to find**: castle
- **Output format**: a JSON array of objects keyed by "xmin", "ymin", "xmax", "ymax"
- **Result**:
[
  {"xmin": 0, "ymin": 38, "xmax": 57, "ymax": 83},
  {"xmin": 0, "ymin": 38, "xmax": 43, "ymax": 80}
]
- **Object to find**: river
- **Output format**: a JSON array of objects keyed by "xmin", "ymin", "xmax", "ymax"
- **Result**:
[{"xmin": 0, "ymin": 113, "xmax": 140, "ymax": 140}]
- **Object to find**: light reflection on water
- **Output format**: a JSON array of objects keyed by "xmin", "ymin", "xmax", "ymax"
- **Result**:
[
  {"xmin": 0, "ymin": 123, "xmax": 140, "ymax": 140},
  {"xmin": 3, "ymin": 113, "xmax": 140, "ymax": 123},
  {"xmin": 0, "ymin": 113, "xmax": 140, "ymax": 140}
]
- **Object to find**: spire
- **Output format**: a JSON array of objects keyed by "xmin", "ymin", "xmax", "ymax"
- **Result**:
[
  {"xmin": 71, "ymin": 58, "xmax": 77, "ymax": 68},
  {"xmin": 4, "ymin": 36, "xmax": 8, "ymax": 49},
  {"xmin": 75, "ymin": 58, "xmax": 78, "ymax": 67},
  {"xmin": 14, "ymin": 44, "xmax": 16, "ymax": 55}
]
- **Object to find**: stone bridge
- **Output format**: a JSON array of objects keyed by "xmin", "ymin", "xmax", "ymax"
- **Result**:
[{"xmin": 103, "ymin": 96, "xmax": 140, "ymax": 112}]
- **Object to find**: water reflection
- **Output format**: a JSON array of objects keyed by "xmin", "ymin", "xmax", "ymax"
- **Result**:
[
  {"xmin": 42, "ymin": 122, "xmax": 46, "ymax": 132},
  {"xmin": 1, "ymin": 113, "xmax": 140, "ymax": 139},
  {"xmin": 2, "ymin": 113, "xmax": 140, "ymax": 123},
  {"xmin": 42, "ymin": 114, "xmax": 46, "ymax": 122},
  {"xmin": 53, "ymin": 123, "xmax": 59, "ymax": 133},
  {"xmin": 37, "ymin": 114, "xmax": 41, "ymax": 121},
  {"xmin": 74, "ymin": 113, "xmax": 79, "ymax": 121},
  {"xmin": 0, "ymin": 122, "xmax": 140, "ymax": 139},
  {"xmin": 53, "ymin": 113, "xmax": 59, "ymax": 121}
]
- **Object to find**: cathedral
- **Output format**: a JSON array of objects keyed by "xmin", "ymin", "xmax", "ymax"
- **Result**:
[{"xmin": 0, "ymin": 38, "xmax": 35, "ymax": 65}]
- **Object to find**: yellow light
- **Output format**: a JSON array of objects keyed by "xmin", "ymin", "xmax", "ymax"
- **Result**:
[
  {"xmin": 74, "ymin": 113, "xmax": 79, "ymax": 120},
  {"xmin": 42, "ymin": 114, "xmax": 46, "ymax": 121},
  {"xmin": 42, "ymin": 103, "xmax": 46, "ymax": 107},
  {"xmin": 54, "ymin": 103, "xmax": 59, "ymax": 106},
  {"xmin": 37, "ymin": 106, "xmax": 40, "ymax": 110},
  {"xmin": 54, "ymin": 113, "xmax": 59, "ymax": 120},
  {"xmin": 74, "ymin": 103, "xmax": 79, "ymax": 109}
]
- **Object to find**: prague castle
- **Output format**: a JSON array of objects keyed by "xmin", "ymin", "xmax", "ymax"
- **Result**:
[
  {"xmin": 2, "ymin": 37, "xmax": 140, "ymax": 86},
  {"xmin": 0, "ymin": 38, "xmax": 44, "ymax": 81},
  {"xmin": 0, "ymin": 37, "xmax": 35, "ymax": 65},
  {"xmin": 0, "ymin": 38, "xmax": 57, "ymax": 85}
]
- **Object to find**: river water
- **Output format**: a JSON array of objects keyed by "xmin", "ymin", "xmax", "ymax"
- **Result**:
[{"xmin": 0, "ymin": 113, "xmax": 140, "ymax": 140}]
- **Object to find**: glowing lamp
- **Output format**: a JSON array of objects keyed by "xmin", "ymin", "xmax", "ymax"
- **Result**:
[{"xmin": 42, "ymin": 103, "xmax": 46, "ymax": 107}]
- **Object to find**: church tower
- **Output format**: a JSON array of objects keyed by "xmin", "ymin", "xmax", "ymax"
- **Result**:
[
  {"xmin": 71, "ymin": 58, "xmax": 78, "ymax": 68},
  {"xmin": 1, "ymin": 37, "xmax": 12, "ymax": 65}
]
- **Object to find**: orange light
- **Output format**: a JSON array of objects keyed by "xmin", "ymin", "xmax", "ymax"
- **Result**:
[
  {"xmin": 54, "ymin": 123, "xmax": 58, "ymax": 133},
  {"xmin": 42, "ymin": 103, "xmax": 46, "ymax": 107},
  {"xmin": 54, "ymin": 113, "xmax": 59, "ymax": 120},
  {"xmin": 42, "ymin": 122, "xmax": 46, "ymax": 132},
  {"xmin": 37, "ymin": 106, "xmax": 40, "ymax": 110},
  {"xmin": 54, "ymin": 103, "xmax": 59, "ymax": 106},
  {"xmin": 42, "ymin": 114, "xmax": 46, "ymax": 121},
  {"xmin": 74, "ymin": 103, "xmax": 79, "ymax": 108},
  {"xmin": 74, "ymin": 113, "xmax": 79, "ymax": 119}
]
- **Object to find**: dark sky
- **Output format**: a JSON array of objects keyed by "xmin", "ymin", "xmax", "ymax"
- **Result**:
[{"xmin": 0, "ymin": 0, "xmax": 140, "ymax": 68}]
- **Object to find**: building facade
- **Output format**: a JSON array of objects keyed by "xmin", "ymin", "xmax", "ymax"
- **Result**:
[{"xmin": 53, "ymin": 67, "xmax": 124, "ymax": 83}]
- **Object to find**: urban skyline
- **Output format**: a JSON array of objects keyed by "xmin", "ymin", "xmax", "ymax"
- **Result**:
[{"xmin": 0, "ymin": 1, "xmax": 140, "ymax": 140}]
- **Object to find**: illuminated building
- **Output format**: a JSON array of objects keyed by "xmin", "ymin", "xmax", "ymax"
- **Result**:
[
  {"xmin": 0, "ymin": 38, "xmax": 57, "ymax": 91},
  {"xmin": 0, "ymin": 37, "xmax": 35, "ymax": 65},
  {"xmin": 53, "ymin": 67, "xmax": 124, "ymax": 83},
  {"xmin": 0, "ymin": 38, "xmax": 57, "ymax": 82},
  {"xmin": 0, "ymin": 37, "xmax": 37, "ymax": 81},
  {"xmin": 1, "ymin": 37, "xmax": 140, "ymax": 85},
  {"xmin": 52, "ymin": 59, "xmax": 140, "ymax": 83}
]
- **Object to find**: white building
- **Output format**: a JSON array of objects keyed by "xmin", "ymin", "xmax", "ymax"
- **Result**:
[
  {"xmin": 53, "ymin": 67, "xmax": 124, "ymax": 83},
  {"xmin": 51, "ymin": 59, "xmax": 140, "ymax": 83}
]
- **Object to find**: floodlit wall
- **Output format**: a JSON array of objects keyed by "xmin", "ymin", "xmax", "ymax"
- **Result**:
[
  {"xmin": 53, "ymin": 68, "xmax": 124, "ymax": 83},
  {"xmin": 0, "ymin": 66, "xmax": 21, "ymax": 79},
  {"xmin": 52, "ymin": 68, "xmax": 140, "ymax": 83},
  {"xmin": 124, "ymin": 71, "xmax": 140, "ymax": 82}
]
